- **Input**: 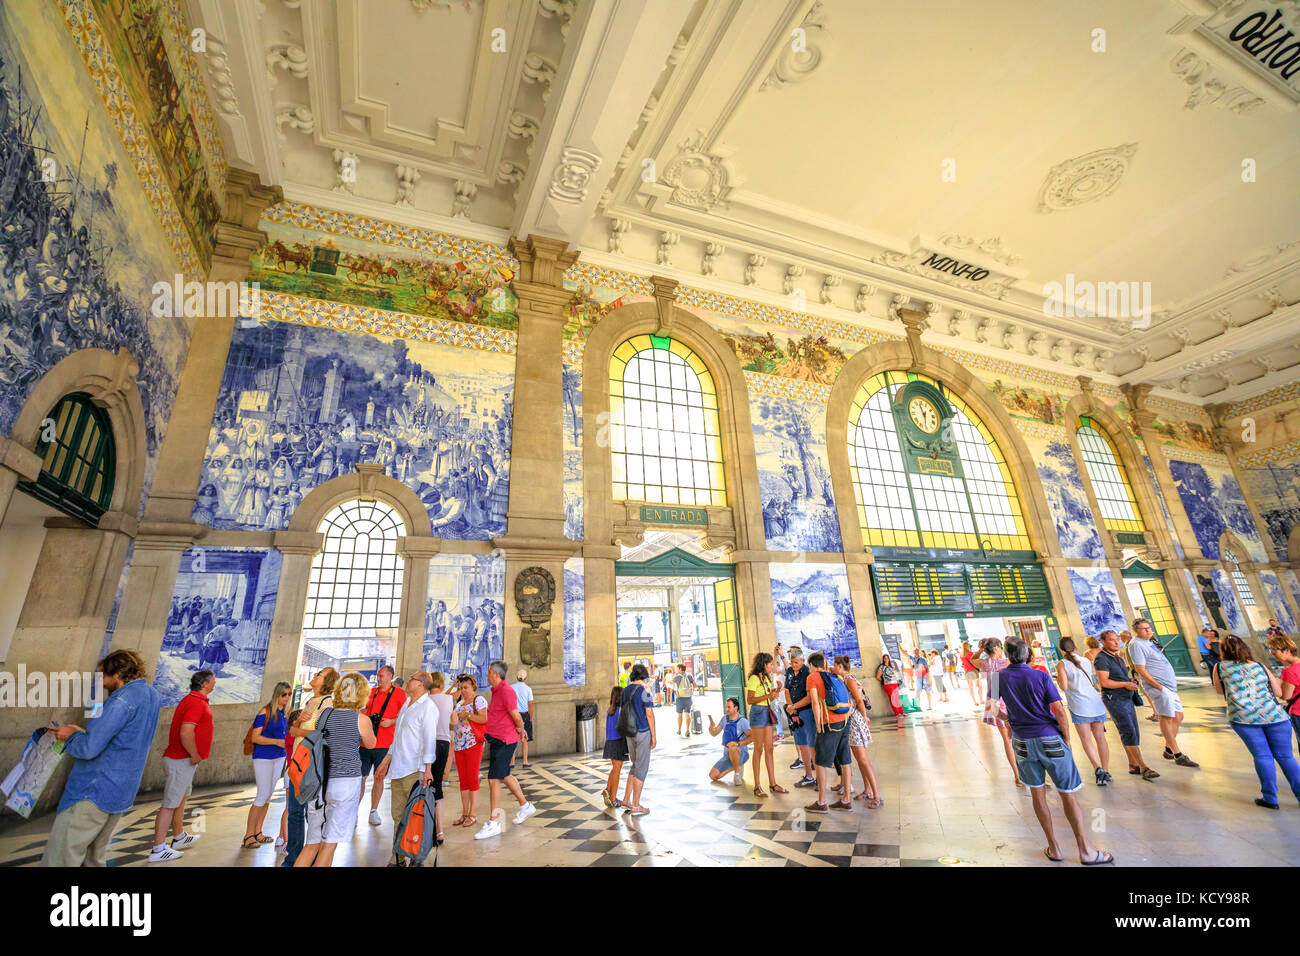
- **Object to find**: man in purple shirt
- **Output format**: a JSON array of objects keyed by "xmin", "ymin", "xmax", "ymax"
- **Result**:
[{"xmin": 995, "ymin": 638, "xmax": 1113, "ymax": 866}]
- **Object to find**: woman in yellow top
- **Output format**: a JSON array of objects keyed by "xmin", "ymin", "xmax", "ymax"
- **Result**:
[{"xmin": 745, "ymin": 653, "xmax": 788, "ymax": 798}]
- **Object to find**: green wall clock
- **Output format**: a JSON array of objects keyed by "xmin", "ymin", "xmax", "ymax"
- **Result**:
[{"xmin": 890, "ymin": 380, "xmax": 964, "ymax": 479}]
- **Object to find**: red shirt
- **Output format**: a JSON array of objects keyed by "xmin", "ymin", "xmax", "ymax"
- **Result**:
[
  {"xmin": 366, "ymin": 684, "xmax": 408, "ymax": 749},
  {"xmin": 486, "ymin": 681, "xmax": 520, "ymax": 744},
  {"xmin": 806, "ymin": 672, "xmax": 847, "ymax": 725},
  {"xmin": 164, "ymin": 691, "xmax": 214, "ymax": 760}
]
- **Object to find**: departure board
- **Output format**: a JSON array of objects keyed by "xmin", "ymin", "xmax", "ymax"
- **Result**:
[{"xmin": 871, "ymin": 562, "xmax": 1050, "ymax": 617}]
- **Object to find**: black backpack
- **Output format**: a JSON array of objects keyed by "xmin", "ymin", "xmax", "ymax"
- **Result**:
[{"xmin": 617, "ymin": 686, "xmax": 643, "ymax": 737}]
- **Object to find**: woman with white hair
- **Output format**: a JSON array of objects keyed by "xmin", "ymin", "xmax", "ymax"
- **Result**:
[{"xmin": 295, "ymin": 671, "xmax": 377, "ymax": 867}]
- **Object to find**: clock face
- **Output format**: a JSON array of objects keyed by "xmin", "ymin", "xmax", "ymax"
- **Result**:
[{"xmin": 908, "ymin": 396, "xmax": 940, "ymax": 434}]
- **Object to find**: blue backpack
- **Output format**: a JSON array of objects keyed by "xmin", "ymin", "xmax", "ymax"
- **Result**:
[{"xmin": 820, "ymin": 672, "xmax": 851, "ymax": 718}]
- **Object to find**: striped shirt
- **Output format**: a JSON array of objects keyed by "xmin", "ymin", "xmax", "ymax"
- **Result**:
[{"xmin": 318, "ymin": 707, "xmax": 362, "ymax": 778}]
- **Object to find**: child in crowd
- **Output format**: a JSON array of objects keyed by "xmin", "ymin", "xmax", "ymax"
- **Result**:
[{"xmin": 600, "ymin": 686, "xmax": 628, "ymax": 809}]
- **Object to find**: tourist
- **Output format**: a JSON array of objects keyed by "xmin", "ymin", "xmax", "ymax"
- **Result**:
[
  {"xmin": 673, "ymin": 663, "xmax": 696, "ymax": 736},
  {"xmin": 928, "ymin": 649, "xmax": 949, "ymax": 703},
  {"xmin": 1029, "ymin": 641, "xmax": 1052, "ymax": 675},
  {"xmin": 804, "ymin": 652, "xmax": 852, "ymax": 812},
  {"xmin": 876, "ymin": 654, "xmax": 904, "ymax": 716},
  {"xmin": 619, "ymin": 661, "xmax": 632, "ymax": 689},
  {"xmin": 1094, "ymin": 630, "xmax": 1158, "ymax": 780},
  {"xmin": 943, "ymin": 646, "xmax": 960, "ymax": 698},
  {"xmin": 1199, "ymin": 627, "xmax": 1222, "ymax": 674},
  {"xmin": 1054, "ymin": 639, "xmax": 1111, "ymax": 785},
  {"xmin": 901, "ymin": 648, "xmax": 915, "ymax": 692},
  {"xmin": 151, "ymin": 670, "xmax": 215, "ymax": 862},
  {"xmin": 620, "ymin": 663, "xmax": 656, "ymax": 815},
  {"xmin": 242, "ymin": 680, "xmax": 290, "ymax": 849},
  {"xmin": 449, "ymin": 674, "xmax": 487, "ymax": 829},
  {"xmin": 296, "ymin": 672, "xmax": 376, "ymax": 867},
  {"xmin": 784, "ymin": 646, "xmax": 817, "ymax": 787},
  {"xmin": 1268, "ymin": 635, "xmax": 1300, "ymax": 740},
  {"xmin": 1083, "ymin": 636, "xmax": 1102, "ymax": 663},
  {"xmin": 1120, "ymin": 629, "xmax": 1158, "ymax": 721},
  {"xmin": 380, "ymin": 671, "xmax": 438, "ymax": 866},
  {"xmin": 1129, "ymin": 618, "xmax": 1198, "ymax": 768},
  {"xmin": 976, "ymin": 638, "xmax": 1022, "ymax": 787},
  {"xmin": 601, "ymin": 685, "xmax": 628, "ymax": 808},
  {"xmin": 511, "ymin": 668, "xmax": 535, "ymax": 769},
  {"xmin": 42, "ymin": 650, "xmax": 162, "ymax": 867},
  {"xmin": 363, "ymin": 665, "xmax": 407, "ymax": 827},
  {"xmin": 276, "ymin": 709, "xmax": 302, "ymax": 850},
  {"xmin": 1267, "ymin": 618, "xmax": 1287, "ymax": 640},
  {"xmin": 960, "ymin": 641, "xmax": 982, "ymax": 706},
  {"xmin": 426, "ymin": 671, "xmax": 454, "ymax": 840},
  {"xmin": 993, "ymin": 637, "xmax": 1113, "ymax": 865},
  {"xmin": 833, "ymin": 656, "xmax": 882, "ymax": 808},
  {"xmin": 772, "ymin": 661, "xmax": 789, "ymax": 741},
  {"xmin": 1212, "ymin": 635, "xmax": 1300, "ymax": 809},
  {"xmin": 707, "ymin": 697, "xmax": 752, "ymax": 784},
  {"xmin": 283, "ymin": 667, "xmax": 337, "ymax": 867},
  {"xmin": 471, "ymin": 661, "xmax": 536, "ymax": 839},
  {"xmin": 913, "ymin": 648, "xmax": 933, "ymax": 710},
  {"xmin": 744, "ymin": 652, "xmax": 788, "ymax": 797}
]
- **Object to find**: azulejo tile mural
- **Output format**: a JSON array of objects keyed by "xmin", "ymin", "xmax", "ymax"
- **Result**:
[
  {"xmin": 564, "ymin": 557, "xmax": 586, "ymax": 687},
  {"xmin": 193, "ymin": 319, "xmax": 513, "ymax": 540},
  {"xmin": 1241, "ymin": 454, "xmax": 1300, "ymax": 561},
  {"xmin": 1168, "ymin": 459, "xmax": 1266, "ymax": 561},
  {"xmin": 1031, "ymin": 435, "xmax": 1104, "ymax": 560},
  {"xmin": 155, "ymin": 548, "xmax": 283, "ymax": 708},
  {"xmin": 769, "ymin": 564, "xmax": 860, "ymax": 666},
  {"xmin": 1067, "ymin": 567, "xmax": 1125, "ymax": 638},
  {"xmin": 1209, "ymin": 569, "xmax": 1250, "ymax": 637},
  {"xmin": 423, "ymin": 553, "xmax": 505, "ymax": 690},
  {"xmin": 1259, "ymin": 571, "xmax": 1296, "ymax": 633},
  {"xmin": 987, "ymin": 378, "xmax": 1066, "ymax": 426},
  {"xmin": 562, "ymin": 362, "xmax": 583, "ymax": 541},
  {"xmin": 752, "ymin": 395, "xmax": 842, "ymax": 553},
  {"xmin": 1143, "ymin": 455, "xmax": 1185, "ymax": 560}
]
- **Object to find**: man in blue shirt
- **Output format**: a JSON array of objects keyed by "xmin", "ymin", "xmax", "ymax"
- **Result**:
[
  {"xmin": 995, "ymin": 638, "xmax": 1113, "ymax": 866},
  {"xmin": 1197, "ymin": 627, "xmax": 1220, "ymax": 674},
  {"xmin": 42, "ymin": 649, "xmax": 162, "ymax": 867},
  {"xmin": 707, "ymin": 697, "xmax": 753, "ymax": 785}
]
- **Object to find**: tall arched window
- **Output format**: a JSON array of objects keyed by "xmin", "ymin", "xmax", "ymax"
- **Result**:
[
  {"xmin": 1076, "ymin": 417, "xmax": 1145, "ymax": 536},
  {"xmin": 1222, "ymin": 548, "xmax": 1256, "ymax": 608},
  {"xmin": 18, "ymin": 392, "xmax": 115, "ymax": 526},
  {"xmin": 302, "ymin": 498, "xmax": 403, "ymax": 630},
  {"xmin": 608, "ymin": 334, "xmax": 726, "ymax": 507},
  {"xmin": 848, "ymin": 370, "xmax": 1029, "ymax": 551}
]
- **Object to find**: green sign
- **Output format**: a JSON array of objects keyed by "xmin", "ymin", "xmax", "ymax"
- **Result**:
[
  {"xmin": 890, "ymin": 380, "xmax": 964, "ymax": 479},
  {"xmin": 639, "ymin": 504, "xmax": 708, "ymax": 527}
]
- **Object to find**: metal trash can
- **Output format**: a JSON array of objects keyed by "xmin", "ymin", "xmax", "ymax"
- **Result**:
[{"xmin": 576, "ymin": 702, "xmax": 599, "ymax": 753}]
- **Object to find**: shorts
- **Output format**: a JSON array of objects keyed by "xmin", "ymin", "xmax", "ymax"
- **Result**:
[
  {"xmin": 161, "ymin": 756, "xmax": 197, "ymax": 809},
  {"xmin": 306, "ymin": 776, "xmax": 363, "ymax": 845},
  {"xmin": 1012, "ymin": 735, "xmax": 1083, "ymax": 793},
  {"xmin": 252, "ymin": 756, "xmax": 285, "ymax": 806},
  {"xmin": 917, "ymin": 675, "xmax": 931, "ymax": 692},
  {"xmin": 676, "ymin": 696, "xmax": 693, "ymax": 714},
  {"xmin": 1103, "ymin": 695, "xmax": 1140, "ymax": 747},
  {"xmin": 359, "ymin": 746, "xmax": 390, "ymax": 776},
  {"xmin": 964, "ymin": 671, "xmax": 980, "ymax": 682},
  {"xmin": 453, "ymin": 742, "xmax": 484, "ymax": 791},
  {"xmin": 814, "ymin": 723, "xmax": 850, "ymax": 769},
  {"xmin": 792, "ymin": 709, "xmax": 816, "ymax": 747},
  {"xmin": 1146, "ymin": 684, "xmax": 1183, "ymax": 718},
  {"xmin": 388, "ymin": 770, "xmax": 422, "ymax": 829},
  {"xmin": 626, "ymin": 730, "xmax": 651, "ymax": 781},
  {"xmin": 748, "ymin": 704, "xmax": 771, "ymax": 728},
  {"xmin": 603, "ymin": 736, "xmax": 629, "ymax": 761},
  {"xmin": 1069, "ymin": 709, "xmax": 1107, "ymax": 725},
  {"xmin": 485, "ymin": 735, "xmax": 518, "ymax": 780},
  {"xmin": 521, "ymin": 714, "xmax": 534, "ymax": 742},
  {"xmin": 712, "ymin": 747, "xmax": 750, "ymax": 775}
]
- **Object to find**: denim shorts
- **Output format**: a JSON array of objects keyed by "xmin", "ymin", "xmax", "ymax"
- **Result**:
[
  {"xmin": 748, "ymin": 704, "xmax": 771, "ymax": 728},
  {"xmin": 1069, "ymin": 709, "xmax": 1107, "ymax": 725},
  {"xmin": 1012, "ymin": 735, "xmax": 1083, "ymax": 793},
  {"xmin": 712, "ymin": 747, "xmax": 749, "ymax": 775},
  {"xmin": 791, "ymin": 709, "xmax": 816, "ymax": 747},
  {"xmin": 1103, "ymin": 694, "xmax": 1140, "ymax": 747},
  {"xmin": 675, "ymin": 696, "xmax": 693, "ymax": 714}
]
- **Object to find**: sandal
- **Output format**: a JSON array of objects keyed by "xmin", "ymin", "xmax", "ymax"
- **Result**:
[
  {"xmin": 241, "ymin": 834, "xmax": 262, "ymax": 849},
  {"xmin": 1128, "ymin": 766, "xmax": 1142, "ymax": 775},
  {"xmin": 452, "ymin": 815, "xmax": 467, "ymax": 827},
  {"xmin": 866, "ymin": 796, "xmax": 884, "ymax": 810},
  {"xmin": 1081, "ymin": 850, "xmax": 1115, "ymax": 866},
  {"xmin": 1043, "ymin": 848, "xmax": 1063, "ymax": 862},
  {"xmin": 753, "ymin": 787, "xmax": 768, "ymax": 798},
  {"xmin": 1141, "ymin": 768, "xmax": 1160, "ymax": 780},
  {"xmin": 770, "ymin": 784, "xmax": 789, "ymax": 794}
]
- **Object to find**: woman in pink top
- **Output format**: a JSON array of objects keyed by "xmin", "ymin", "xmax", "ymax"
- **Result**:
[
  {"xmin": 1268, "ymin": 635, "xmax": 1300, "ymax": 740},
  {"xmin": 977, "ymin": 638, "xmax": 1022, "ymax": 788}
]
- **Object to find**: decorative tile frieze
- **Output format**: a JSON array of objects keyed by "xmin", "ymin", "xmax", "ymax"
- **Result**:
[
  {"xmin": 1239, "ymin": 438, "xmax": 1300, "ymax": 468},
  {"xmin": 1161, "ymin": 443, "xmax": 1230, "ymax": 467},
  {"xmin": 1227, "ymin": 380, "xmax": 1300, "ymax": 417},
  {"xmin": 743, "ymin": 372, "xmax": 832, "ymax": 404}
]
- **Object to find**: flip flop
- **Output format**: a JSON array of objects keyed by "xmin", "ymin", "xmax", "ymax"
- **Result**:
[
  {"xmin": 770, "ymin": 784, "xmax": 789, "ymax": 794},
  {"xmin": 240, "ymin": 835, "xmax": 262, "ymax": 849},
  {"xmin": 1043, "ymin": 849, "xmax": 1063, "ymax": 862},
  {"xmin": 1081, "ymin": 850, "xmax": 1115, "ymax": 866}
]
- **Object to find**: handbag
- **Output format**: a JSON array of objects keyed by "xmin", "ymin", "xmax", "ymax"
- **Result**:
[
  {"xmin": 243, "ymin": 707, "xmax": 273, "ymax": 756},
  {"xmin": 370, "ymin": 687, "xmax": 396, "ymax": 738}
]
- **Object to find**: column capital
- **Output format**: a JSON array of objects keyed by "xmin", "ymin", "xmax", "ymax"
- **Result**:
[
  {"xmin": 395, "ymin": 536, "xmax": 441, "ymax": 560},
  {"xmin": 209, "ymin": 169, "xmax": 283, "ymax": 281},
  {"xmin": 0, "ymin": 436, "xmax": 42, "ymax": 482},
  {"xmin": 133, "ymin": 519, "xmax": 208, "ymax": 549},
  {"xmin": 273, "ymin": 530, "xmax": 325, "ymax": 555},
  {"xmin": 1076, "ymin": 374, "xmax": 1094, "ymax": 395},
  {"xmin": 651, "ymin": 275, "xmax": 679, "ymax": 333},
  {"xmin": 1120, "ymin": 382, "xmax": 1153, "ymax": 413},
  {"xmin": 897, "ymin": 308, "xmax": 928, "ymax": 368},
  {"xmin": 508, "ymin": 234, "xmax": 579, "ymax": 289},
  {"xmin": 491, "ymin": 534, "xmax": 581, "ymax": 563}
]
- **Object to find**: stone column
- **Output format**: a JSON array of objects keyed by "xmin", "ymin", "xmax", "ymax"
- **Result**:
[
  {"xmin": 583, "ymin": 546, "xmax": 619, "ymax": 744},
  {"xmin": 395, "ymin": 537, "xmax": 440, "ymax": 679},
  {"xmin": 494, "ymin": 235, "xmax": 581, "ymax": 755},
  {"xmin": 0, "ymin": 438, "xmax": 43, "ymax": 529},
  {"xmin": 1122, "ymin": 385, "xmax": 1206, "ymax": 561},
  {"xmin": 845, "ymin": 553, "xmax": 889, "ymax": 714}
]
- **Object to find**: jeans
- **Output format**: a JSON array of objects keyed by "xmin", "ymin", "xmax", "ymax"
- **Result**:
[
  {"xmin": 1230, "ymin": 720, "xmax": 1300, "ymax": 804},
  {"xmin": 281, "ymin": 794, "xmax": 306, "ymax": 867}
]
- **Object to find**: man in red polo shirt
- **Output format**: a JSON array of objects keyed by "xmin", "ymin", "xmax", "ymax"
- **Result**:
[
  {"xmin": 363, "ymin": 666, "xmax": 407, "ymax": 827},
  {"xmin": 151, "ymin": 670, "xmax": 215, "ymax": 862},
  {"xmin": 473, "ymin": 660, "xmax": 536, "ymax": 840}
]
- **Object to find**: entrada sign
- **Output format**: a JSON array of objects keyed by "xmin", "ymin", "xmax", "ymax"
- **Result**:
[{"xmin": 640, "ymin": 505, "xmax": 708, "ymax": 527}]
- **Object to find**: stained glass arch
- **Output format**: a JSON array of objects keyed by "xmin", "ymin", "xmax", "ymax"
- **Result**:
[{"xmin": 1076, "ymin": 417, "xmax": 1146, "ymax": 534}]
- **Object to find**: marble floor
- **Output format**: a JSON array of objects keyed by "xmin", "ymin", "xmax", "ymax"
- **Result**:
[{"xmin": 2, "ymin": 678, "xmax": 1296, "ymax": 867}]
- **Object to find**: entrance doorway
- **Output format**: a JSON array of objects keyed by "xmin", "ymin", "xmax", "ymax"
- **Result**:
[{"xmin": 1121, "ymin": 561, "xmax": 1195, "ymax": 676}]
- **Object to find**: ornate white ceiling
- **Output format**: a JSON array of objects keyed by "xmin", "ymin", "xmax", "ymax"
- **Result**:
[{"xmin": 189, "ymin": 0, "xmax": 1300, "ymax": 406}]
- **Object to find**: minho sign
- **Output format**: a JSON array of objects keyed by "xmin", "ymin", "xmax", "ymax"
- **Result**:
[{"xmin": 639, "ymin": 505, "xmax": 708, "ymax": 527}]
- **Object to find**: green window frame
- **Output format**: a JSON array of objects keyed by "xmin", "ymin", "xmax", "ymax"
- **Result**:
[{"xmin": 18, "ymin": 392, "xmax": 115, "ymax": 526}]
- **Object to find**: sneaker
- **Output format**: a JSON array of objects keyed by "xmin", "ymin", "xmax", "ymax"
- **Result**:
[
  {"xmin": 474, "ymin": 820, "xmax": 503, "ymax": 840},
  {"xmin": 170, "ymin": 831, "xmax": 200, "ymax": 849},
  {"xmin": 795, "ymin": 776, "xmax": 817, "ymax": 789},
  {"xmin": 1094, "ymin": 768, "xmax": 1107, "ymax": 786},
  {"xmin": 601, "ymin": 788, "xmax": 613, "ymax": 809},
  {"xmin": 1163, "ymin": 747, "xmax": 1175, "ymax": 760},
  {"xmin": 732, "ymin": 771, "xmax": 743, "ymax": 786},
  {"xmin": 805, "ymin": 801, "xmax": 828, "ymax": 813},
  {"xmin": 513, "ymin": 802, "xmax": 537, "ymax": 825},
  {"xmin": 368, "ymin": 809, "xmax": 382, "ymax": 826},
  {"xmin": 1174, "ymin": 754, "xmax": 1199, "ymax": 768},
  {"xmin": 830, "ymin": 800, "xmax": 853, "ymax": 811},
  {"xmin": 148, "ymin": 845, "xmax": 183, "ymax": 863},
  {"xmin": 789, "ymin": 758, "xmax": 804, "ymax": 770},
  {"xmin": 275, "ymin": 836, "xmax": 286, "ymax": 849}
]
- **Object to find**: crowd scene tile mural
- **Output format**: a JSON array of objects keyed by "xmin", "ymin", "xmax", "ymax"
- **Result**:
[
  {"xmin": 1242, "ymin": 456, "xmax": 1300, "ymax": 561},
  {"xmin": 423, "ymin": 553, "xmax": 505, "ymax": 689},
  {"xmin": 155, "ymin": 548, "xmax": 282, "ymax": 707},
  {"xmin": 752, "ymin": 395, "xmax": 842, "ymax": 553},
  {"xmin": 562, "ymin": 362, "xmax": 583, "ymax": 541},
  {"xmin": 1209, "ymin": 569, "xmax": 1250, "ymax": 636},
  {"xmin": 194, "ymin": 320, "xmax": 513, "ymax": 540},
  {"xmin": 1259, "ymin": 572, "xmax": 1296, "ymax": 633},
  {"xmin": 1067, "ymin": 566, "xmax": 1126, "ymax": 638},
  {"xmin": 769, "ymin": 564, "xmax": 860, "ymax": 666},
  {"xmin": 1169, "ymin": 459, "xmax": 1266, "ymax": 561},
  {"xmin": 1033, "ymin": 436, "xmax": 1105, "ymax": 559},
  {"xmin": 564, "ymin": 557, "xmax": 586, "ymax": 687}
]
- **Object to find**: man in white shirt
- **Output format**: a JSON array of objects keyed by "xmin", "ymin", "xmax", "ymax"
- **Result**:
[
  {"xmin": 379, "ymin": 671, "xmax": 439, "ymax": 867},
  {"xmin": 511, "ymin": 669, "xmax": 535, "ymax": 769},
  {"xmin": 1127, "ymin": 619, "xmax": 1198, "ymax": 768}
]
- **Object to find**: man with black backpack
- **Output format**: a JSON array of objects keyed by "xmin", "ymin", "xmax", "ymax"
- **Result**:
[{"xmin": 804, "ymin": 652, "xmax": 853, "ymax": 813}]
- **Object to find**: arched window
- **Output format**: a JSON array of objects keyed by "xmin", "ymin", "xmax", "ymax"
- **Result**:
[
  {"xmin": 1076, "ymin": 417, "xmax": 1145, "ymax": 536},
  {"xmin": 608, "ymin": 334, "xmax": 726, "ymax": 507},
  {"xmin": 1222, "ymin": 548, "xmax": 1256, "ymax": 608},
  {"xmin": 302, "ymin": 498, "xmax": 403, "ymax": 630},
  {"xmin": 18, "ymin": 392, "xmax": 115, "ymax": 526},
  {"xmin": 848, "ymin": 371, "xmax": 1029, "ymax": 551}
]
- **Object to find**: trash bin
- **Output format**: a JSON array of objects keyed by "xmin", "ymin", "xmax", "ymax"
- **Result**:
[{"xmin": 576, "ymin": 702, "xmax": 599, "ymax": 753}]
